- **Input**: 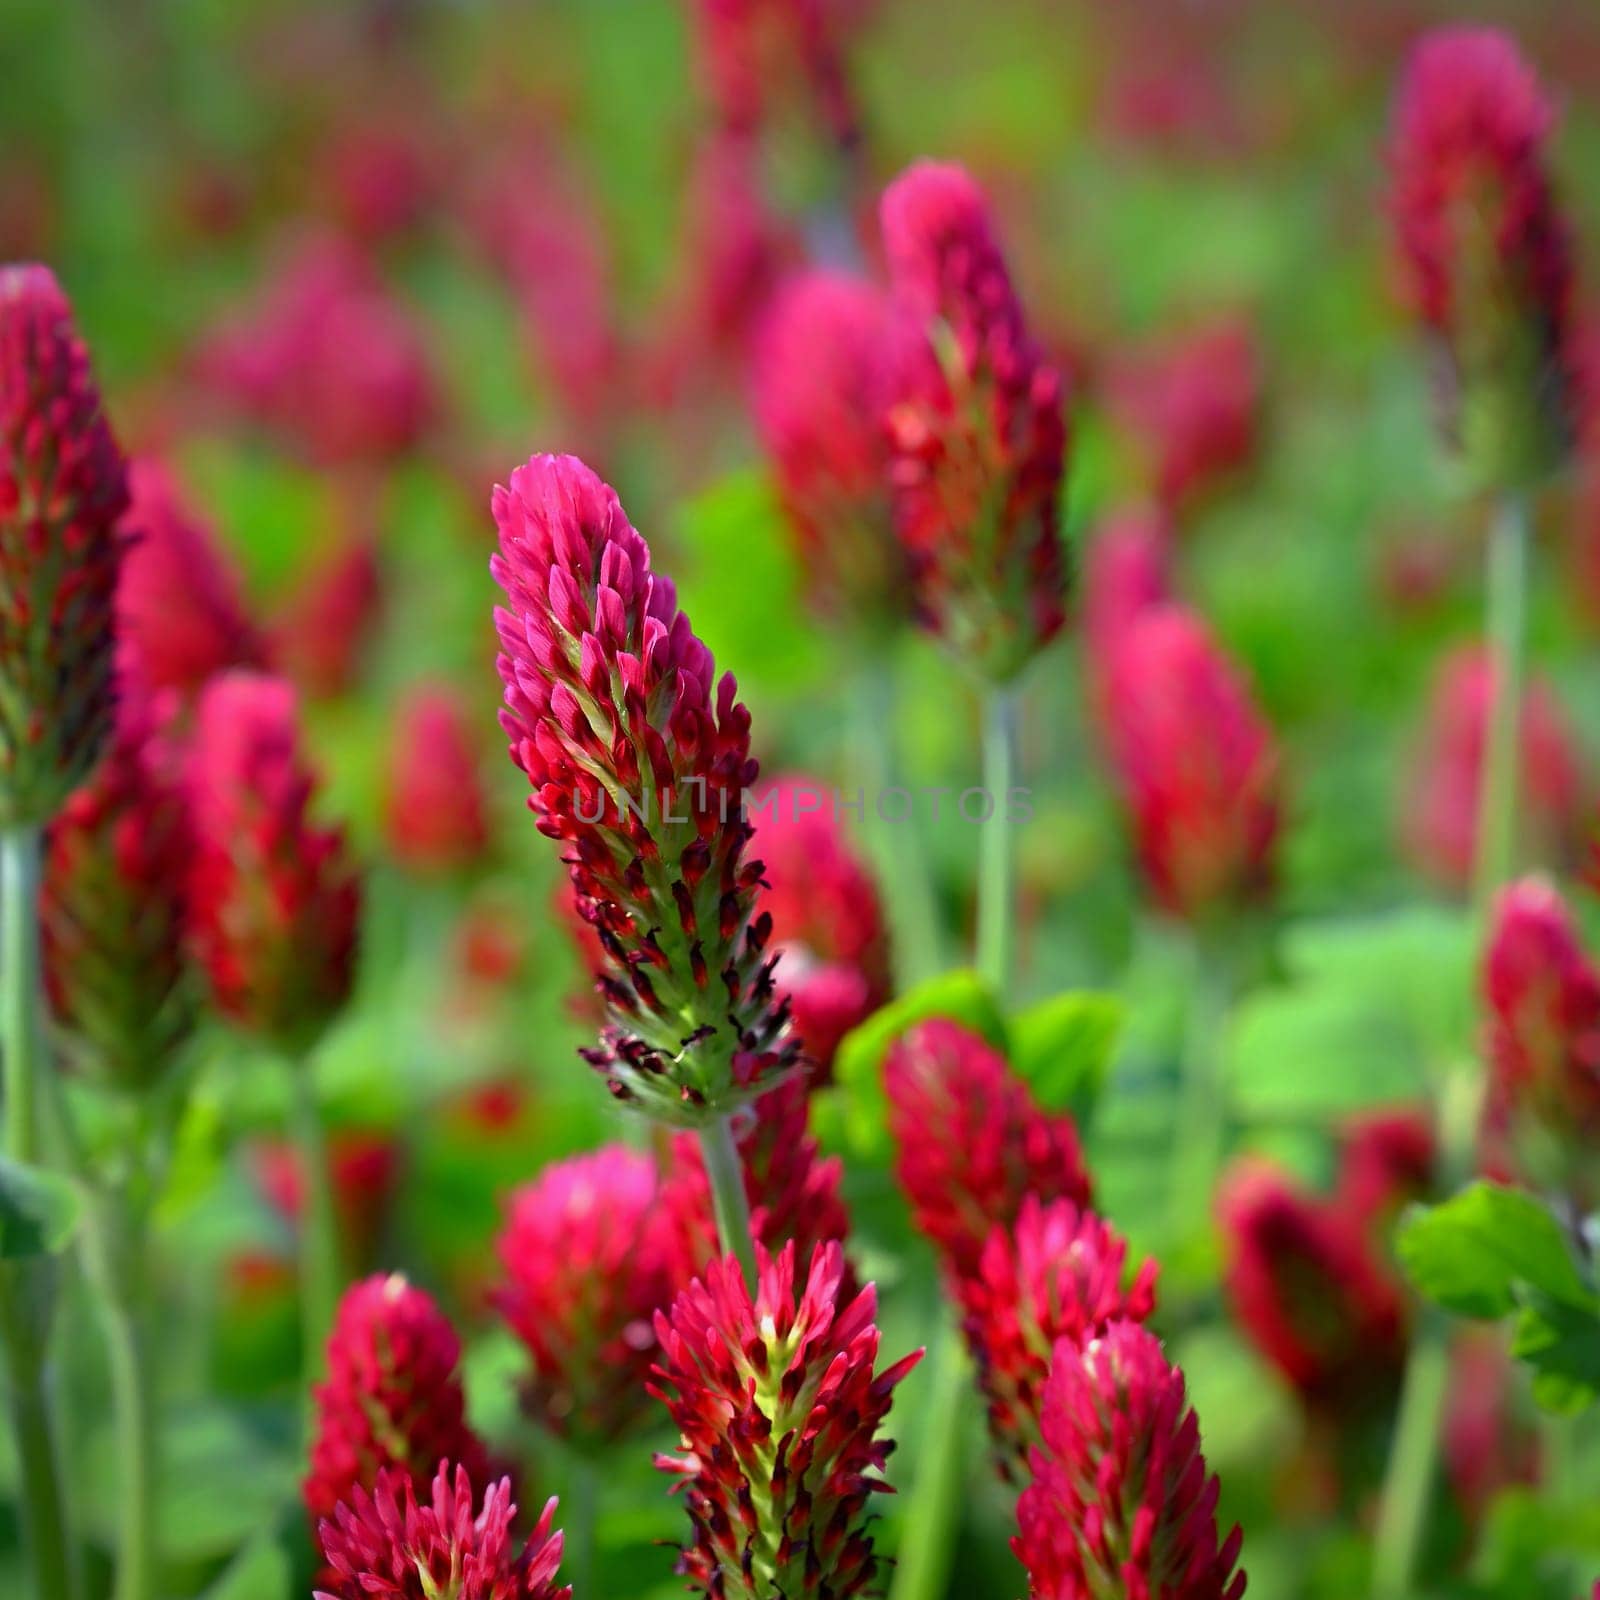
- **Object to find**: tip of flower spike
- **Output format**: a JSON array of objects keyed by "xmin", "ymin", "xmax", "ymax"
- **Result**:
[{"xmin": 880, "ymin": 160, "xmax": 990, "ymax": 289}]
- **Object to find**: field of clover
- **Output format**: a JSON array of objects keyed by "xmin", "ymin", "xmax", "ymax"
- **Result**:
[{"xmin": 3, "ymin": 1, "xmax": 1600, "ymax": 1598}]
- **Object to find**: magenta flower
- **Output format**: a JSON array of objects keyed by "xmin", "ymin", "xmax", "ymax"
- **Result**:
[
  {"xmin": 491, "ymin": 451, "xmax": 799, "ymax": 1119},
  {"xmin": 881, "ymin": 160, "xmax": 1068, "ymax": 681},
  {"xmin": 384, "ymin": 683, "xmax": 491, "ymax": 876},
  {"xmin": 272, "ymin": 527, "xmax": 383, "ymax": 700},
  {"xmin": 1013, "ymin": 1321, "xmax": 1246, "ymax": 1600},
  {"xmin": 1081, "ymin": 507, "xmax": 1173, "ymax": 730}
]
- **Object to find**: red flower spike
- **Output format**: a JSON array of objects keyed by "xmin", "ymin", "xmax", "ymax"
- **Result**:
[
  {"xmin": 881, "ymin": 161, "xmax": 1068, "ymax": 682},
  {"xmin": 1389, "ymin": 27, "xmax": 1575, "ymax": 484},
  {"xmin": 1335, "ymin": 1108, "xmax": 1436, "ymax": 1234},
  {"xmin": 1013, "ymin": 1321, "xmax": 1246, "ymax": 1600},
  {"xmin": 1442, "ymin": 1330, "xmax": 1539, "ymax": 1525},
  {"xmin": 305, "ymin": 1276, "xmax": 494, "ymax": 1531},
  {"xmin": 117, "ymin": 458, "xmax": 267, "ymax": 696},
  {"xmin": 187, "ymin": 671, "xmax": 361, "ymax": 1051},
  {"xmin": 651, "ymin": 1241, "xmax": 922, "ymax": 1600},
  {"xmin": 0, "ymin": 264, "xmax": 129, "ymax": 826},
  {"xmin": 1402, "ymin": 645, "xmax": 1587, "ymax": 895},
  {"xmin": 1102, "ymin": 604, "xmax": 1280, "ymax": 921},
  {"xmin": 385, "ymin": 683, "xmax": 491, "ymax": 876},
  {"xmin": 884, "ymin": 1019, "xmax": 1092, "ymax": 1281},
  {"xmin": 493, "ymin": 1144, "xmax": 681, "ymax": 1447},
  {"xmin": 751, "ymin": 272, "xmax": 907, "ymax": 629},
  {"xmin": 956, "ymin": 1196, "xmax": 1159, "ymax": 1481},
  {"xmin": 491, "ymin": 452, "xmax": 800, "ymax": 1121},
  {"xmin": 273, "ymin": 527, "xmax": 383, "ymax": 700},
  {"xmin": 42, "ymin": 672, "xmax": 193, "ymax": 1089},
  {"xmin": 1081, "ymin": 507, "xmax": 1174, "ymax": 732},
  {"xmin": 315, "ymin": 1463, "xmax": 569, "ymax": 1600},
  {"xmin": 1217, "ymin": 1160, "xmax": 1407, "ymax": 1416}
]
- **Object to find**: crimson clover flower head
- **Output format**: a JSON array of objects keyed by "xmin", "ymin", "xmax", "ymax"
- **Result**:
[
  {"xmin": 0, "ymin": 263, "xmax": 129, "ymax": 826},
  {"xmin": 42, "ymin": 670, "xmax": 194, "ymax": 1090},
  {"xmin": 306, "ymin": 1275, "xmax": 494, "ymax": 1531},
  {"xmin": 884, "ymin": 1019, "xmax": 1093, "ymax": 1280},
  {"xmin": 880, "ymin": 160, "xmax": 1068, "ymax": 683},
  {"xmin": 117, "ymin": 458, "xmax": 267, "ymax": 696},
  {"xmin": 751, "ymin": 271, "xmax": 907, "ymax": 630},
  {"xmin": 1081, "ymin": 507, "xmax": 1173, "ymax": 732},
  {"xmin": 1389, "ymin": 27, "xmax": 1575, "ymax": 484},
  {"xmin": 651, "ymin": 1241, "xmax": 922, "ymax": 1600},
  {"xmin": 1013, "ymin": 1321, "xmax": 1246, "ymax": 1600},
  {"xmin": 315, "ymin": 1463, "xmax": 569, "ymax": 1600},
  {"xmin": 493, "ymin": 1144, "xmax": 681, "ymax": 1447},
  {"xmin": 1334, "ymin": 1108, "xmax": 1435, "ymax": 1233},
  {"xmin": 385, "ymin": 682, "xmax": 491, "ymax": 876},
  {"xmin": 956, "ymin": 1195, "xmax": 1158, "ymax": 1482},
  {"xmin": 491, "ymin": 451, "xmax": 800, "ymax": 1121},
  {"xmin": 187, "ymin": 670, "xmax": 361, "ymax": 1051},
  {"xmin": 1103, "ymin": 603, "xmax": 1280, "ymax": 922}
]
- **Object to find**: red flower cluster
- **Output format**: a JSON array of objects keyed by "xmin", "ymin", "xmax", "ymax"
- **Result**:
[
  {"xmin": 1389, "ymin": 27, "xmax": 1575, "ymax": 482},
  {"xmin": 315, "ymin": 1464, "xmax": 569, "ymax": 1600},
  {"xmin": 118, "ymin": 459, "xmax": 267, "ymax": 697},
  {"xmin": 385, "ymin": 683, "xmax": 491, "ymax": 876},
  {"xmin": 751, "ymin": 272, "xmax": 905, "ymax": 628},
  {"xmin": 884, "ymin": 1019, "xmax": 1092, "ymax": 1278},
  {"xmin": 493, "ymin": 1144, "xmax": 681, "ymax": 1446},
  {"xmin": 1013, "ymin": 1321, "xmax": 1246, "ymax": 1600},
  {"xmin": 881, "ymin": 161, "xmax": 1068, "ymax": 682},
  {"xmin": 491, "ymin": 452, "xmax": 799, "ymax": 1119},
  {"xmin": 1101, "ymin": 604, "xmax": 1280, "ymax": 921},
  {"xmin": 0, "ymin": 264, "xmax": 128, "ymax": 826},
  {"xmin": 651, "ymin": 1242, "xmax": 921, "ymax": 1599},
  {"xmin": 1403, "ymin": 645, "xmax": 1587, "ymax": 895},
  {"xmin": 272, "ymin": 526, "xmax": 383, "ymax": 700},
  {"xmin": 957, "ymin": 1196, "xmax": 1158, "ymax": 1480},
  {"xmin": 42, "ymin": 674, "xmax": 192, "ymax": 1089},
  {"xmin": 305, "ymin": 1274, "xmax": 493, "ymax": 1528},
  {"xmin": 187, "ymin": 670, "xmax": 361, "ymax": 1049}
]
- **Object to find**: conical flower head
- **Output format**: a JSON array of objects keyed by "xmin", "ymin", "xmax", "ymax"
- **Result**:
[
  {"xmin": 187, "ymin": 670, "xmax": 361, "ymax": 1050},
  {"xmin": 493, "ymin": 1144, "xmax": 682, "ymax": 1447},
  {"xmin": 957, "ymin": 1196, "xmax": 1158, "ymax": 1481},
  {"xmin": 306, "ymin": 1274, "xmax": 494, "ymax": 1528},
  {"xmin": 651, "ymin": 1241, "xmax": 922, "ymax": 1600},
  {"xmin": 885, "ymin": 1019, "xmax": 1092, "ymax": 1280},
  {"xmin": 751, "ymin": 272, "xmax": 907, "ymax": 630},
  {"xmin": 315, "ymin": 1463, "xmax": 570, "ymax": 1600},
  {"xmin": 1389, "ymin": 27, "xmax": 1575, "ymax": 485},
  {"xmin": 385, "ymin": 682, "xmax": 491, "ymax": 876},
  {"xmin": 881, "ymin": 160, "xmax": 1068, "ymax": 682},
  {"xmin": 1103, "ymin": 604, "xmax": 1280, "ymax": 922},
  {"xmin": 41, "ymin": 670, "xmax": 194, "ymax": 1089},
  {"xmin": 1082, "ymin": 508, "xmax": 1173, "ymax": 733},
  {"xmin": 1013, "ymin": 1321, "xmax": 1246, "ymax": 1600},
  {"xmin": 0, "ymin": 264, "xmax": 128, "ymax": 825},
  {"xmin": 492, "ymin": 452, "xmax": 799, "ymax": 1121}
]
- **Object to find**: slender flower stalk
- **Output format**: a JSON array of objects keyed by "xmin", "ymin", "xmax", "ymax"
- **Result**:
[
  {"xmin": 977, "ymin": 685, "xmax": 1017, "ymax": 997},
  {"xmin": 1473, "ymin": 492, "xmax": 1529, "ymax": 912},
  {"xmin": 699, "ymin": 1112, "xmax": 758, "ymax": 1283}
]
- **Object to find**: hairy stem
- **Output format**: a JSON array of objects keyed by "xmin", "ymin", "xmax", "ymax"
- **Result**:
[
  {"xmin": 887, "ymin": 1320, "xmax": 970, "ymax": 1600},
  {"xmin": 976, "ymin": 685, "xmax": 1018, "ymax": 1001},
  {"xmin": 699, "ymin": 1114, "xmax": 757, "ymax": 1284},
  {"xmin": 3, "ymin": 827, "xmax": 45, "ymax": 1165}
]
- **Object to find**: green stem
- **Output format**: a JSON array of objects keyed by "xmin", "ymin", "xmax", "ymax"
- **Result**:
[
  {"xmin": 976, "ymin": 686, "xmax": 1018, "ymax": 1000},
  {"xmin": 290, "ymin": 1066, "xmax": 341, "ymax": 1385},
  {"xmin": 1471, "ymin": 490, "xmax": 1529, "ymax": 917},
  {"xmin": 1169, "ymin": 937, "xmax": 1231, "ymax": 1240},
  {"xmin": 1370, "ymin": 1313, "xmax": 1450, "ymax": 1600},
  {"xmin": 699, "ymin": 1115, "xmax": 757, "ymax": 1283},
  {"xmin": 887, "ymin": 1321, "xmax": 970, "ymax": 1600},
  {"xmin": 564, "ymin": 1450, "xmax": 598, "ymax": 1599},
  {"xmin": 3, "ymin": 827, "xmax": 45, "ymax": 1164},
  {"xmin": 102, "ymin": 1279, "xmax": 154, "ymax": 1600},
  {"xmin": 0, "ymin": 1297, "xmax": 77, "ymax": 1600}
]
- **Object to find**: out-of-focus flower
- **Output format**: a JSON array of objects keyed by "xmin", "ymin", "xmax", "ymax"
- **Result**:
[
  {"xmin": 1442, "ymin": 1330, "xmax": 1539, "ymax": 1525},
  {"xmin": 491, "ymin": 452, "xmax": 799, "ymax": 1119},
  {"xmin": 188, "ymin": 671, "xmax": 361, "ymax": 1051},
  {"xmin": 751, "ymin": 271, "xmax": 907, "ymax": 628},
  {"xmin": 0, "ymin": 264, "xmax": 129, "ymax": 826},
  {"xmin": 1013, "ymin": 1321, "xmax": 1246, "ymax": 1600},
  {"xmin": 253, "ymin": 1129, "xmax": 402, "ymax": 1270},
  {"xmin": 881, "ymin": 161, "xmax": 1068, "ymax": 682},
  {"xmin": 493, "ymin": 1145, "xmax": 681, "ymax": 1446},
  {"xmin": 1482, "ymin": 875, "xmax": 1600, "ymax": 1182},
  {"xmin": 1105, "ymin": 317, "xmax": 1261, "ymax": 516},
  {"xmin": 652, "ymin": 1241, "xmax": 921, "ymax": 1599},
  {"xmin": 196, "ymin": 235, "xmax": 438, "ymax": 470},
  {"xmin": 272, "ymin": 527, "xmax": 382, "ymax": 700},
  {"xmin": 752, "ymin": 773, "xmax": 891, "ymax": 1076},
  {"xmin": 118, "ymin": 459, "xmax": 268, "ymax": 696},
  {"xmin": 1335, "ymin": 1108, "xmax": 1435, "ymax": 1233},
  {"xmin": 315, "ymin": 1463, "xmax": 569, "ymax": 1600},
  {"xmin": 385, "ymin": 683, "xmax": 491, "ymax": 875},
  {"xmin": 321, "ymin": 119, "xmax": 440, "ymax": 247},
  {"xmin": 884, "ymin": 1019, "xmax": 1092, "ymax": 1279},
  {"xmin": 1402, "ymin": 646, "xmax": 1588, "ymax": 894},
  {"xmin": 42, "ymin": 673, "xmax": 193, "ymax": 1089},
  {"xmin": 305, "ymin": 1275, "xmax": 493, "ymax": 1528},
  {"xmin": 956, "ymin": 1196, "xmax": 1158, "ymax": 1481},
  {"xmin": 1103, "ymin": 604, "xmax": 1281, "ymax": 921},
  {"xmin": 1081, "ymin": 506, "xmax": 1174, "ymax": 728},
  {"xmin": 1389, "ymin": 27, "xmax": 1575, "ymax": 484},
  {"xmin": 1217, "ymin": 1160, "xmax": 1407, "ymax": 1416}
]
